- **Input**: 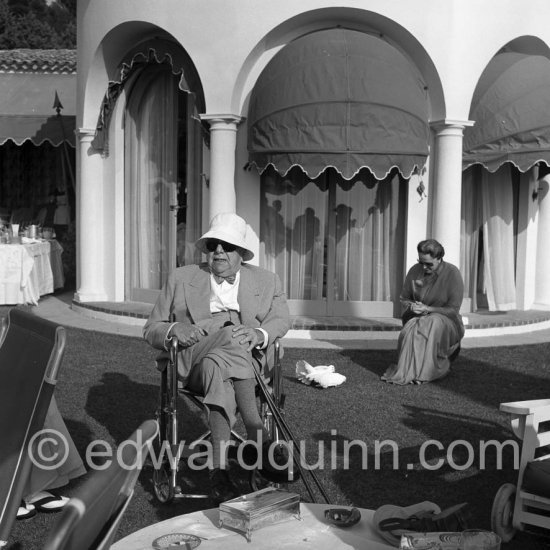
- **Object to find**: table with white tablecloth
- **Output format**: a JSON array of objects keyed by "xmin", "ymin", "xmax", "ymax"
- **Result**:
[
  {"xmin": 0, "ymin": 239, "xmax": 64, "ymax": 305},
  {"xmin": 111, "ymin": 503, "xmax": 394, "ymax": 550}
]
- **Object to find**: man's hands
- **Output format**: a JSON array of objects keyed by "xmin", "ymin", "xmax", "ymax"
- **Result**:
[
  {"xmin": 170, "ymin": 323, "xmax": 207, "ymax": 348},
  {"xmin": 169, "ymin": 323, "xmax": 264, "ymax": 351},
  {"xmin": 231, "ymin": 325, "xmax": 264, "ymax": 352}
]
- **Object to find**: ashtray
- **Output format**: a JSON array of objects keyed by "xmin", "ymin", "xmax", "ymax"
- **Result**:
[
  {"xmin": 324, "ymin": 507, "xmax": 361, "ymax": 527},
  {"xmin": 152, "ymin": 532, "xmax": 202, "ymax": 549}
]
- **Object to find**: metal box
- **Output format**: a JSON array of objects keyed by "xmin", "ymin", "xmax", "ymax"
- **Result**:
[
  {"xmin": 399, "ymin": 532, "xmax": 463, "ymax": 549},
  {"xmin": 218, "ymin": 487, "xmax": 301, "ymax": 542}
]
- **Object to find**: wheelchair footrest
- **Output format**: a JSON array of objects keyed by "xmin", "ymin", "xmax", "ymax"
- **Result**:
[{"xmin": 175, "ymin": 492, "xmax": 209, "ymax": 499}]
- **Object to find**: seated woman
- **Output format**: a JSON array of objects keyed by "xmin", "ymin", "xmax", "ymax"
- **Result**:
[
  {"xmin": 17, "ymin": 397, "xmax": 86, "ymax": 520},
  {"xmin": 382, "ymin": 239, "xmax": 464, "ymax": 385}
]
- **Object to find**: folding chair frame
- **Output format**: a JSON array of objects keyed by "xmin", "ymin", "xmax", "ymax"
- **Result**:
[
  {"xmin": 0, "ymin": 308, "xmax": 66, "ymax": 547},
  {"xmin": 42, "ymin": 419, "xmax": 159, "ymax": 550}
]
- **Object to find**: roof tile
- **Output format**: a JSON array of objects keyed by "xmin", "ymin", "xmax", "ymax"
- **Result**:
[{"xmin": 0, "ymin": 49, "xmax": 76, "ymax": 74}]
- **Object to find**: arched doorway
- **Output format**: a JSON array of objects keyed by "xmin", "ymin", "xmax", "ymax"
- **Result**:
[
  {"xmin": 462, "ymin": 50, "xmax": 550, "ymax": 311},
  {"xmin": 248, "ymin": 28, "xmax": 430, "ymax": 316},
  {"xmin": 119, "ymin": 49, "xmax": 205, "ymax": 302}
]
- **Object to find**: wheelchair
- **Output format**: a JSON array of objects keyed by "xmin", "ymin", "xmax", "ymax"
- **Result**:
[
  {"xmin": 151, "ymin": 335, "xmax": 330, "ymax": 505},
  {"xmin": 491, "ymin": 399, "xmax": 550, "ymax": 542},
  {"xmin": 152, "ymin": 337, "xmax": 329, "ymax": 503}
]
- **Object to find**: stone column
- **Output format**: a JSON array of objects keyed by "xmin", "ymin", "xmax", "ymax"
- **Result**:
[
  {"xmin": 74, "ymin": 128, "xmax": 106, "ymax": 302},
  {"xmin": 430, "ymin": 120, "xmax": 473, "ymax": 267},
  {"xmin": 534, "ymin": 175, "xmax": 550, "ymax": 308},
  {"xmin": 200, "ymin": 114, "xmax": 243, "ymax": 220}
]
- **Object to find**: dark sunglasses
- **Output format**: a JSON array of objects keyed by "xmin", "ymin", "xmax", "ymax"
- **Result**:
[
  {"xmin": 205, "ymin": 239, "xmax": 237, "ymax": 253},
  {"xmin": 417, "ymin": 259, "xmax": 438, "ymax": 267}
]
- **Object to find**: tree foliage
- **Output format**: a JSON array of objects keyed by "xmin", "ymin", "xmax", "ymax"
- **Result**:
[{"xmin": 0, "ymin": 0, "xmax": 76, "ymax": 49}]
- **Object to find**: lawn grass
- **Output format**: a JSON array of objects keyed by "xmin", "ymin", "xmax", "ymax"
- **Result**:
[{"xmin": 5, "ymin": 325, "xmax": 550, "ymax": 549}]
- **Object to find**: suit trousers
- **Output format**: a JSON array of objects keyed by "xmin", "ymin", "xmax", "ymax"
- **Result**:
[{"xmin": 183, "ymin": 314, "xmax": 256, "ymax": 427}]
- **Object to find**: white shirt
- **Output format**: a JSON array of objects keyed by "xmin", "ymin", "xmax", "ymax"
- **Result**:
[{"xmin": 210, "ymin": 271, "xmax": 241, "ymax": 312}]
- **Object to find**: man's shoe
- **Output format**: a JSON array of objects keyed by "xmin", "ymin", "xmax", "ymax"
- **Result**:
[
  {"xmin": 209, "ymin": 468, "xmax": 240, "ymax": 505},
  {"xmin": 239, "ymin": 440, "xmax": 262, "ymax": 467},
  {"xmin": 258, "ymin": 441, "xmax": 300, "ymax": 483}
]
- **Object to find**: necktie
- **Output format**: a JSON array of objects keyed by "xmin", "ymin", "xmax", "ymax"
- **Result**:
[{"xmin": 214, "ymin": 274, "xmax": 236, "ymax": 285}]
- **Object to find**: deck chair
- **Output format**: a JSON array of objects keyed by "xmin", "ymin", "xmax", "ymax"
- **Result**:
[
  {"xmin": 42, "ymin": 419, "xmax": 159, "ymax": 550},
  {"xmin": 0, "ymin": 308, "xmax": 67, "ymax": 547},
  {"xmin": 491, "ymin": 399, "xmax": 550, "ymax": 542}
]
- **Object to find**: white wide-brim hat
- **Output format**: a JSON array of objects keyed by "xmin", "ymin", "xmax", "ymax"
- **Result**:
[{"xmin": 195, "ymin": 212, "xmax": 254, "ymax": 261}]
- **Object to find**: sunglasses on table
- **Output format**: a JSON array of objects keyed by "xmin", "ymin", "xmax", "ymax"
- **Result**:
[{"xmin": 205, "ymin": 239, "xmax": 237, "ymax": 252}]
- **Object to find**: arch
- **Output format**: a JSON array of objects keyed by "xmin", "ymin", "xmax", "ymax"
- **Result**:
[
  {"xmin": 81, "ymin": 22, "xmax": 205, "ymax": 152},
  {"xmin": 463, "ymin": 35, "xmax": 550, "ymax": 172},
  {"xmin": 233, "ymin": 7, "xmax": 444, "ymax": 121}
]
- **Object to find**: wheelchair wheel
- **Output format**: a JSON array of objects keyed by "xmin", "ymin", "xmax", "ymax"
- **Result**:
[
  {"xmin": 491, "ymin": 482, "xmax": 517, "ymax": 542},
  {"xmin": 152, "ymin": 413, "xmax": 178, "ymax": 503},
  {"xmin": 153, "ymin": 461, "xmax": 176, "ymax": 503},
  {"xmin": 152, "ymin": 377, "xmax": 178, "ymax": 503}
]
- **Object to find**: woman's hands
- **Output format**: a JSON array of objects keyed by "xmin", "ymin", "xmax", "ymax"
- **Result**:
[{"xmin": 410, "ymin": 301, "xmax": 431, "ymax": 315}]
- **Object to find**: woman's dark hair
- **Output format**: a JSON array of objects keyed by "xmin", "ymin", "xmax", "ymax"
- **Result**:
[{"xmin": 417, "ymin": 239, "xmax": 445, "ymax": 259}]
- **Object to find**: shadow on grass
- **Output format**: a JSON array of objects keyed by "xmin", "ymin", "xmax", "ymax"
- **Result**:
[{"xmin": 85, "ymin": 372, "xmax": 159, "ymax": 444}]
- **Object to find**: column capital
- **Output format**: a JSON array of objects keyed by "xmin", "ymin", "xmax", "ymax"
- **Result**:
[
  {"xmin": 77, "ymin": 127, "xmax": 97, "ymax": 142},
  {"xmin": 199, "ymin": 114, "xmax": 244, "ymax": 127},
  {"xmin": 430, "ymin": 119, "xmax": 475, "ymax": 135}
]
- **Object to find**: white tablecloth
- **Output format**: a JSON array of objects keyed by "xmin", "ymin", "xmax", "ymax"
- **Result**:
[
  {"xmin": 111, "ymin": 503, "xmax": 394, "ymax": 550},
  {"xmin": 0, "ymin": 240, "xmax": 64, "ymax": 305}
]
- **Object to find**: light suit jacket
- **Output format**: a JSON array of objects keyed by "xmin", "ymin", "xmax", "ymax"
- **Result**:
[{"xmin": 143, "ymin": 262, "xmax": 291, "ymax": 374}]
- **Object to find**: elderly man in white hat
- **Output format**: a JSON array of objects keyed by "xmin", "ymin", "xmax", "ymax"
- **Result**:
[{"xmin": 144, "ymin": 212, "xmax": 292, "ymax": 504}]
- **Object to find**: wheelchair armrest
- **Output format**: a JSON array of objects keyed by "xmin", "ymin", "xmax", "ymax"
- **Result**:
[{"xmin": 273, "ymin": 337, "xmax": 281, "ymax": 363}]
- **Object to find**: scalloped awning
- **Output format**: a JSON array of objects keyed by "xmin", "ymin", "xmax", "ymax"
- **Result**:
[
  {"xmin": 92, "ymin": 46, "xmax": 204, "ymax": 152},
  {"xmin": 463, "ymin": 52, "xmax": 550, "ymax": 172},
  {"xmin": 247, "ymin": 28, "xmax": 430, "ymax": 181},
  {"xmin": 0, "ymin": 72, "xmax": 75, "ymax": 147}
]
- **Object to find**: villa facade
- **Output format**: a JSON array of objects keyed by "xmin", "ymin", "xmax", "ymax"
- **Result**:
[{"xmin": 76, "ymin": 0, "xmax": 550, "ymax": 317}]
